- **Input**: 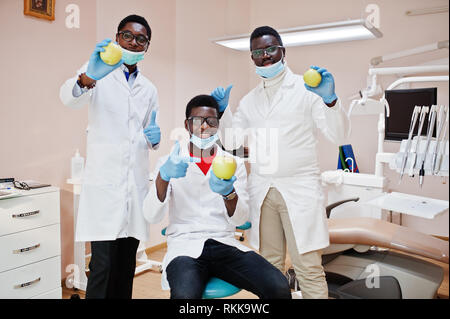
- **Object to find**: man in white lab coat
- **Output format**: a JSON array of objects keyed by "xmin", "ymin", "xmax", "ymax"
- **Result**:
[
  {"xmin": 59, "ymin": 15, "xmax": 161, "ymax": 299},
  {"xmin": 143, "ymin": 95, "xmax": 291, "ymax": 299},
  {"xmin": 213, "ymin": 26, "xmax": 350, "ymax": 299}
]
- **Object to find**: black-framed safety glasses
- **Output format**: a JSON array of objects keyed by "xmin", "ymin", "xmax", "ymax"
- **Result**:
[
  {"xmin": 187, "ymin": 116, "xmax": 220, "ymax": 128},
  {"xmin": 13, "ymin": 181, "xmax": 30, "ymax": 190},
  {"xmin": 251, "ymin": 45, "xmax": 283, "ymax": 59},
  {"xmin": 118, "ymin": 31, "xmax": 150, "ymax": 47}
]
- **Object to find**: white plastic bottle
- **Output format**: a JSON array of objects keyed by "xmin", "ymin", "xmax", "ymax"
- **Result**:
[{"xmin": 71, "ymin": 149, "xmax": 85, "ymax": 181}]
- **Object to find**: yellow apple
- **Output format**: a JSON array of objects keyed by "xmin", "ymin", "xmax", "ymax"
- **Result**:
[
  {"xmin": 212, "ymin": 156, "xmax": 237, "ymax": 180},
  {"xmin": 303, "ymin": 68, "xmax": 322, "ymax": 87},
  {"xmin": 100, "ymin": 42, "xmax": 122, "ymax": 65}
]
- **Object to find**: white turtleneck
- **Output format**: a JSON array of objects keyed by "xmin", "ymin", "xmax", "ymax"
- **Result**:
[{"xmin": 261, "ymin": 64, "xmax": 287, "ymax": 105}]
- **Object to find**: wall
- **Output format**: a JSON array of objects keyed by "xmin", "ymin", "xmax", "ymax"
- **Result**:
[
  {"xmin": 0, "ymin": 0, "xmax": 97, "ymax": 281},
  {"xmin": 0, "ymin": 0, "xmax": 177, "ymax": 279},
  {"xmin": 0, "ymin": 0, "xmax": 448, "ymax": 283},
  {"xmin": 174, "ymin": 0, "xmax": 252, "ymax": 128}
]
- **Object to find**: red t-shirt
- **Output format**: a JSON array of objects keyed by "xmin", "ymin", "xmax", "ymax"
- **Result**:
[{"xmin": 190, "ymin": 151, "xmax": 216, "ymax": 175}]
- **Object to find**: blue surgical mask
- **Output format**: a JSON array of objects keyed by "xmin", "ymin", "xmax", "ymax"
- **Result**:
[
  {"xmin": 190, "ymin": 133, "xmax": 219, "ymax": 150},
  {"xmin": 121, "ymin": 48, "xmax": 145, "ymax": 65},
  {"xmin": 255, "ymin": 58, "xmax": 285, "ymax": 79}
]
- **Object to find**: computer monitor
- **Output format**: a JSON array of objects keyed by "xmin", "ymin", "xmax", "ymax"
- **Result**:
[{"xmin": 384, "ymin": 88, "xmax": 437, "ymax": 141}]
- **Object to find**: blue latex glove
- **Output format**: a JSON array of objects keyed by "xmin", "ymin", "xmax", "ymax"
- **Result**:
[
  {"xmin": 211, "ymin": 85, "xmax": 233, "ymax": 112},
  {"xmin": 86, "ymin": 38, "xmax": 123, "ymax": 81},
  {"xmin": 304, "ymin": 66, "xmax": 337, "ymax": 104},
  {"xmin": 159, "ymin": 142, "xmax": 200, "ymax": 182},
  {"xmin": 209, "ymin": 171, "xmax": 237, "ymax": 196},
  {"xmin": 144, "ymin": 111, "xmax": 161, "ymax": 146}
]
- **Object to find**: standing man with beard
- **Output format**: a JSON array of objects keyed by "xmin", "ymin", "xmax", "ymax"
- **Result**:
[{"xmin": 212, "ymin": 26, "xmax": 350, "ymax": 299}]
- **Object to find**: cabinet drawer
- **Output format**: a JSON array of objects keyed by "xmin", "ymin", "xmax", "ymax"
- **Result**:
[
  {"xmin": 0, "ymin": 256, "xmax": 61, "ymax": 299},
  {"xmin": 0, "ymin": 191, "xmax": 60, "ymax": 236},
  {"xmin": 31, "ymin": 287, "xmax": 62, "ymax": 299},
  {"xmin": 0, "ymin": 224, "xmax": 61, "ymax": 273}
]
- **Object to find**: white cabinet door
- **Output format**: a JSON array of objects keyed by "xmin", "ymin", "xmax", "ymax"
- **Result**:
[
  {"xmin": 0, "ymin": 256, "xmax": 61, "ymax": 299},
  {"xmin": 0, "ymin": 191, "xmax": 60, "ymax": 236},
  {"xmin": 0, "ymin": 224, "xmax": 61, "ymax": 273}
]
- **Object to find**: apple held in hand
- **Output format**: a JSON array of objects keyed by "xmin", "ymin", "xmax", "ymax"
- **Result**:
[
  {"xmin": 100, "ymin": 42, "xmax": 122, "ymax": 65},
  {"xmin": 212, "ymin": 156, "xmax": 237, "ymax": 180},
  {"xmin": 303, "ymin": 68, "xmax": 322, "ymax": 87}
]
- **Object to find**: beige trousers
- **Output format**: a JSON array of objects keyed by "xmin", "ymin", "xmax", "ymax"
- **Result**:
[{"xmin": 259, "ymin": 187, "xmax": 328, "ymax": 299}]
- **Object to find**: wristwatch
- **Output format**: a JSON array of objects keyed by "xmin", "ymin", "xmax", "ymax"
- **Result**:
[
  {"xmin": 77, "ymin": 73, "xmax": 96, "ymax": 90},
  {"xmin": 222, "ymin": 190, "xmax": 237, "ymax": 201}
]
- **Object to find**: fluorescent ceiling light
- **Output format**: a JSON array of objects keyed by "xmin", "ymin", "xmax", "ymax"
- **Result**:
[
  {"xmin": 406, "ymin": 5, "xmax": 448, "ymax": 16},
  {"xmin": 212, "ymin": 19, "xmax": 382, "ymax": 51}
]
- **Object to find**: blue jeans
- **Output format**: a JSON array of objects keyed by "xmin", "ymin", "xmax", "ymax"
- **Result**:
[{"xmin": 166, "ymin": 239, "xmax": 292, "ymax": 299}]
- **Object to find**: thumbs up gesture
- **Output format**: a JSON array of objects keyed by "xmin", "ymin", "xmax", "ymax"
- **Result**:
[
  {"xmin": 159, "ymin": 141, "xmax": 201, "ymax": 182},
  {"xmin": 144, "ymin": 110, "xmax": 161, "ymax": 146}
]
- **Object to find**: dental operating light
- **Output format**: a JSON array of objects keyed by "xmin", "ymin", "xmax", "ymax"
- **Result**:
[{"xmin": 212, "ymin": 19, "xmax": 382, "ymax": 51}]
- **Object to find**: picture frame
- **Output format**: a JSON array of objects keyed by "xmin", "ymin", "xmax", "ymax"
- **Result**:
[{"xmin": 24, "ymin": 0, "xmax": 55, "ymax": 21}]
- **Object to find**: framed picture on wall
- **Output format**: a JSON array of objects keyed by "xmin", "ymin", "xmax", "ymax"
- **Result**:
[{"xmin": 24, "ymin": 0, "xmax": 55, "ymax": 21}]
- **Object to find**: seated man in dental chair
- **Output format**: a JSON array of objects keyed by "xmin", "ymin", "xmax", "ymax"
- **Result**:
[{"xmin": 143, "ymin": 95, "xmax": 291, "ymax": 299}]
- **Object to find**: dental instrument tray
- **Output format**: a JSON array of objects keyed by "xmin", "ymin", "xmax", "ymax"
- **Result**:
[
  {"xmin": 364, "ymin": 192, "xmax": 449, "ymax": 219},
  {"xmin": 390, "ymin": 138, "xmax": 449, "ymax": 177},
  {"xmin": 392, "ymin": 105, "xmax": 449, "ymax": 178}
]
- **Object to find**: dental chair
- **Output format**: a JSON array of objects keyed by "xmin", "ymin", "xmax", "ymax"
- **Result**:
[{"xmin": 298, "ymin": 198, "xmax": 448, "ymax": 299}]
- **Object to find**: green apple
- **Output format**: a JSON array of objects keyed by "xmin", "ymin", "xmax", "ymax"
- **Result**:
[
  {"xmin": 212, "ymin": 156, "xmax": 237, "ymax": 180},
  {"xmin": 100, "ymin": 42, "xmax": 122, "ymax": 65},
  {"xmin": 303, "ymin": 68, "xmax": 322, "ymax": 87}
]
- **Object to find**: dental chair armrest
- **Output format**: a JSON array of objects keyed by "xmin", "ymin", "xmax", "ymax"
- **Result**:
[{"xmin": 326, "ymin": 198, "xmax": 360, "ymax": 218}]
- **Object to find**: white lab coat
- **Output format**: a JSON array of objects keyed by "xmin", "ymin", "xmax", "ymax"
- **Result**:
[
  {"xmin": 143, "ymin": 145, "xmax": 251, "ymax": 290},
  {"xmin": 59, "ymin": 62, "xmax": 159, "ymax": 242},
  {"xmin": 220, "ymin": 67, "xmax": 350, "ymax": 254}
]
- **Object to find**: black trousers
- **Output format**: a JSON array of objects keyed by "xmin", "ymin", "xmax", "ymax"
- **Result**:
[
  {"xmin": 166, "ymin": 239, "xmax": 292, "ymax": 299},
  {"xmin": 85, "ymin": 237, "xmax": 140, "ymax": 299}
]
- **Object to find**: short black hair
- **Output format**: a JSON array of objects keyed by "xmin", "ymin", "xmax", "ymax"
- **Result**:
[
  {"xmin": 185, "ymin": 95, "xmax": 220, "ymax": 119},
  {"xmin": 118, "ymin": 14, "xmax": 152, "ymax": 40},
  {"xmin": 250, "ymin": 26, "xmax": 283, "ymax": 50}
]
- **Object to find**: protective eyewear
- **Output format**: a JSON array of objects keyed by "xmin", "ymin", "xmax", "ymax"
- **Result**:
[
  {"xmin": 13, "ymin": 181, "xmax": 31, "ymax": 190},
  {"xmin": 187, "ymin": 116, "xmax": 219, "ymax": 128},
  {"xmin": 118, "ymin": 31, "xmax": 149, "ymax": 47},
  {"xmin": 251, "ymin": 45, "xmax": 283, "ymax": 59}
]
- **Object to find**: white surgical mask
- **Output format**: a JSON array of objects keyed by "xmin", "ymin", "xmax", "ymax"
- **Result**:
[
  {"xmin": 255, "ymin": 57, "xmax": 285, "ymax": 79},
  {"xmin": 121, "ymin": 47, "xmax": 145, "ymax": 65},
  {"xmin": 190, "ymin": 133, "xmax": 219, "ymax": 150}
]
